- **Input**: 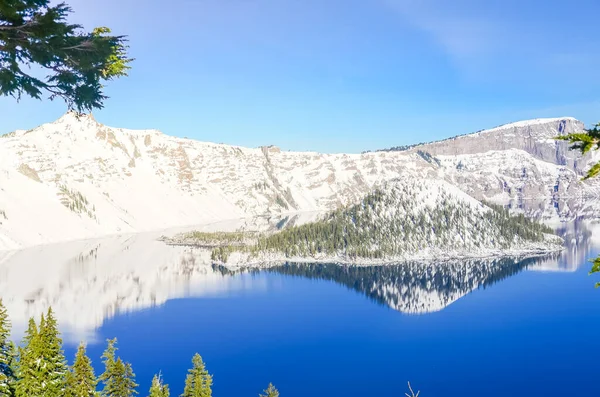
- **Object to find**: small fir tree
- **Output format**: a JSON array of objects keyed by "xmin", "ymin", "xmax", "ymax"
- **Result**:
[
  {"xmin": 99, "ymin": 338, "xmax": 138, "ymax": 397},
  {"xmin": 15, "ymin": 317, "xmax": 42, "ymax": 397},
  {"xmin": 0, "ymin": 300, "xmax": 16, "ymax": 397},
  {"xmin": 148, "ymin": 374, "xmax": 169, "ymax": 397},
  {"xmin": 65, "ymin": 342, "xmax": 98, "ymax": 397},
  {"xmin": 259, "ymin": 383, "xmax": 280, "ymax": 397},
  {"xmin": 38, "ymin": 308, "xmax": 68, "ymax": 396},
  {"xmin": 181, "ymin": 354, "xmax": 212, "ymax": 397}
]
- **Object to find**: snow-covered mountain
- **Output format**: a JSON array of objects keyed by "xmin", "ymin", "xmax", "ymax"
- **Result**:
[{"xmin": 0, "ymin": 113, "xmax": 597, "ymax": 250}]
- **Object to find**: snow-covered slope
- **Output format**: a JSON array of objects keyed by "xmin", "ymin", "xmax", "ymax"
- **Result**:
[
  {"xmin": 0, "ymin": 113, "xmax": 596, "ymax": 250},
  {"xmin": 0, "ymin": 112, "xmax": 431, "ymax": 249},
  {"xmin": 209, "ymin": 178, "xmax": 562, "ymax": 267}
]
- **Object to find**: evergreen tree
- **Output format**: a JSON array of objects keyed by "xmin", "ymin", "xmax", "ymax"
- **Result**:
[
  {"xmin": 259, "ymin": 383, "xmax": 279, "ymax": 397},
  {"xmin": 38, "ymin": 308, "xmax": 68, "ymax": 396},
  {"xmin": 0, "ymin": 300, "xmax": 15, "ymax": 397},
  {"xmin": 65, "ymin": 342, "xmax": 97, "ymax": 397},
  {"xmin": 181, "ymin": 354, "xmax": 212, "ymax": 397},
  {"xmin": 99, "ymin": 338, "xmax": 138, "ymax": 397},
  {"xmin": 5, "ymin": 343, "xmax": 16, "ymax": 397},
  {"xmin": 557, "ymin": 123, "xmax": 600, "ymax": 286},
  {"xmin": 0, "ymin": 0, "xmax": 133, "ymax": 112},
  {"xmin": 15, "ymin": 317, "xmax": 42, "ymax": 397},
  {"xmin": 148, "ymin": 374, "xmax": 169, "ymax": 397}
]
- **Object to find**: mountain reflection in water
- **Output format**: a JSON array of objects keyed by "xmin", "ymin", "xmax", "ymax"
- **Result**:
[
  {"xmin": 214, "ymin": 255, "xmax": 557, "ymax": 314},
  {"xmin": 0, "ymin": 216, "xmax": 598, "ymax": 343}
]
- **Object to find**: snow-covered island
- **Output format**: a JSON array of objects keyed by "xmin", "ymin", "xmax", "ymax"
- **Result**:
[{"xmin": 164, "ymin": 179, "xmax": 564, "ymax": 268}]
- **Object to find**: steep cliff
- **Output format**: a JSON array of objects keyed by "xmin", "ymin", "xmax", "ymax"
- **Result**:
[{"xmin": 409, "ymin": 117, "xmax": 590, "ymax": 174}]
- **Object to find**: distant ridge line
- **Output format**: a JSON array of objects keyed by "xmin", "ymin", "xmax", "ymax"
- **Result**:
[{"xmin": 365, "ymin": 117, "xmax": 578, "ymax": 154}]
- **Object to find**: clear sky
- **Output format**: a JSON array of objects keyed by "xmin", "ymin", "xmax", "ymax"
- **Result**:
[{"xmin": 1, "ymin": 0, "xmax": 599, "ymax": 153}]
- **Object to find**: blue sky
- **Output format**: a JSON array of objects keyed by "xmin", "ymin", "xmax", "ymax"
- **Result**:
[{"xmin": 1, "ymin": 0, "xmax": 599, "ymax": 153}]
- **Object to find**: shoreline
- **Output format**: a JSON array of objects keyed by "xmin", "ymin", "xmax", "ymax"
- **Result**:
[{"xmin": 199, "ymin": 244, "xmax": 565, "ymax": 270}]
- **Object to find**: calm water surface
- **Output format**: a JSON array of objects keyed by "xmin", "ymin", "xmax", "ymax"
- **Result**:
[{"xmin": 1, "ymin": 220, "xmax": 599, "ymax": 397}]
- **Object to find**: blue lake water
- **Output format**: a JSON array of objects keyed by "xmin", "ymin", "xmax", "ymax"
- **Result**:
[
  {"xmin": 2, "ymin": 220, "xmax": 599, "ymax": 397},
  {"xmin": 75, "ymin": 258, "xmax": 600, "ymax": 396}
]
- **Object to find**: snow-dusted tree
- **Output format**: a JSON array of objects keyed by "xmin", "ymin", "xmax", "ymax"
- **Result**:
[
  {"xmin": 181, "ymin": 354, "xmax": 212, "ymax": 397},
  {"xmin": 259, "ymin": 383, "xmax": 279, "ymax": 397},
  {"xmin": 38, "ymin": 308, "xmax": 68, "ymax": 396},
  {"xmin": 15, "ymin": 317, "xmax": 41, "ymax": 397},
  {"xmin": 65, "ymin": 342, "xmax": 98, "ymax": 397},
  {"xmin": 147, "ymin": 374, "xmax": 169, "ymax": 397},
  {"xmin": 0, "ymin": 300, "xmax": 16, "ymax": 397},
  {"xmin": 99, "ymin": 338, "xmax": 138, "ymax": 397}
]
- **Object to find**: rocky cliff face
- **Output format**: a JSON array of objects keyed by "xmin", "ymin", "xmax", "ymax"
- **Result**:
[
  {"xmin": 409, "ymin": 117, "xmax": 590, "ymax": 174},
  {"xmin": 0, "ymin": 113, "xmax": 597, "ymax": 250}
]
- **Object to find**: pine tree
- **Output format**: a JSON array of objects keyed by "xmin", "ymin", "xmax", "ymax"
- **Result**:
[
  {"xmin": 0, "ymin": 300, "xmax": 16, "ymax": 397},
  {"xmin": 99, "ymin": 338, "xmax": 138, "ymax": 397},
  {"xmin": 259, "ymin": 383, "xmax": 279, "ymax": 397},
  {"xmin": 38, "ymin": 308, "xmax": 68, "ymax": 396},
  {"xmin": 0, "ymin": 0, "xmax": 133, "ymax": 112},
  {"xmin": 65, "ymin": 343, "xmax": 97, "ymax": 397},
  {"xmin": 15, "ymin": 318, "xmax": 42, "ymax": 397},
  {"xmin": 181, "ymin": 354, "xmax": 212, "ymax": 397},
  {"xmin": 5, "ymin": 343, "xmax": 16, "ymax": 397},
  {"xmin": 148, "ymin": 374, "xmax": 169, "ymax": 397}
]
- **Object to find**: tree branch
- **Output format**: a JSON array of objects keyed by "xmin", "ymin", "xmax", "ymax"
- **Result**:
[{"xmin": 0, "ymin": 21, "xmax": 39, "ymax": 31}]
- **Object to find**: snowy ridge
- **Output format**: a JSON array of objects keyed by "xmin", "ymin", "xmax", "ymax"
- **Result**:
[
  {"xmin": 462, "ymin": 117, "xmax": 578, "ymax": 136},
  {"xmin": 408, "ymin": 117, "xmax": 593, "ymax": 176},
  {"xmin": 0, "ymin": 113, "xmax": 597, "ymax": 250}
]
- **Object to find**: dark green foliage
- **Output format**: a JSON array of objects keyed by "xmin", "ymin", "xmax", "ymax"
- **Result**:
[
  {"xmin": 274, "ymin": 195, "xmax": 289, "ymax": 210},
  {"xmin": 556, "ymin": 122, "xmax": 600, "ymax": 285},
  {"xmin": 212, "ymin": 183, "xmax": 557, "ymax": 262},
  {"xmin": 14, "ymin": 317, "xmax": 40, "ymax": 397},
  {"xmin": 65, "ymin": 343, "xmax": 97, "ymax": 397},
  {"xmin": 416, "ymin": 150, "xmax": 441, "ymax": 166},
  {"xmin": 482, "ymin": 202, "xmax": 554, "ymax": 236},
  {"xmin": 367, "ymin": 142, "xmax": 426, "ymax": 153},
  {"xmin": 181, "ymin": 353, "xmax": 212, "ymax": 397},
  {"xmin": 591, "ymin": 257, "xmax": 600, "ymax": 288},
  {"xmin": 556, "ymin": 123, "xmax": 600, "ymax": 180},
  {"xmin": 259, "ymin": 383, "xmax": 279, "ymax": 397},
  {"xmin": 2, "ymin": 308, "xmax": 279, "ymax": 397},
  {"xmin": 148, "ymin": 374, "xmax": 169, "ymax": 397},
  {"xmin": 0, "ymin": 300, "xmax": 16, "ymax": 397},
  {"xmin": 15, "ymin": 308, "xmax": 67, "ymax": 397},
  {"xmin": 99, "ymin": 338, "xmax": 138, "ymax": 397},
  {"xmin": 0, "ymin": 0, "xmax": 133, "ymax": 112},
  {"xmin": 178, "ymin": 231, "xmax": 251, "ymax": 247},
  {"xmin": 38, "ymin": 308, "xmax": 68, "ymax": 396}
]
